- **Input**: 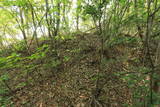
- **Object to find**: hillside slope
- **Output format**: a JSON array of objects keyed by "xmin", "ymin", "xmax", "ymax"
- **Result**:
[{"xmin": 0, "ymin": 33, "xmax": 142, "ymax": 107}]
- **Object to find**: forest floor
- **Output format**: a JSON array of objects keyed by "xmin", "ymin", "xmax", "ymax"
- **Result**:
[{"xmin": 1, "ymin": 32, "xmax": 141, "ymax": 107}]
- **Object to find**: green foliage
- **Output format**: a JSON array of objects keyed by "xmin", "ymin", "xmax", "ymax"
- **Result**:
[
  {"xmin": 0, "ymin": 0, "xmax": 160, "ymax": 106},
  {"xmin": 63, "ymin": 56, "xmax": 70, "ymax": 62},
  {"xmin": 0, "ymin": 75, "xmax": 9, "ymax": 82},
  {"xmin": 55, "ymin": 34, "xmax": 75, "ymax": 41},
  {"xmin": 119, "ymin": 66, "xmax": 152, "ymax": 106},
  {"xmin": 0, "ymin": 75, "xmax": 12, "ymax": 106},
  {"xmin": 106, "ymin": 35, "xmax": 139, "ymax": 47},
  {"xmin": 13, "ymin": 41, "xmax": 27, "ymax": 52},
  {"xmin": 83, "ymin": 0, "xmax": 108, "ymax": 22},
  {"xmin": 0, "ymin": 53, "xmax": 21, "ymax": 105},
  {"xmin": 2, "ymin": 0, "xmax": 28, "ymax": 7},
  {"xmin": 84, "ymin": 5, "xmax": 98, "ymax": 16},
  {"xmin": 0, "ymin": 96, "xmax": 13, "ymax": 107},
  {"xmin": 0, "ymin": 52, "xmax": 21, "ymax": 70},
  {"xmin": 28, "ymin": 44, "xmax": 49, "ymax": 60},
  {"xmin": 16, "ymin": 82, "xmax": 26, "ymax": 89}
]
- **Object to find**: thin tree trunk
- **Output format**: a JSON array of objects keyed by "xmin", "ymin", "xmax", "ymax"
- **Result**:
[
  {"xmin": 45, "ymin": 0, "xmax": 52, "ymax": 39},
  {"xmin": 76, "ymin": 13, "xmax": 79, "ymax": 31},
  {"xmin": 19, "ymin": 7, "xmax": 27, "ymax": 46},
  {"xmin": 30, "ymin": 3, "xmax": 39, "ymax": 47},
  {"xmin": 54, "ymin": 2, "xmax": 61, "ymax": 36}
]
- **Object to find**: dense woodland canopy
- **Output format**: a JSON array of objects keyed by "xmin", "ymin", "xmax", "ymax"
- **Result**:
[{"xmin": 0, "ymin": 0, "xmax": 160, "ymax": 106}]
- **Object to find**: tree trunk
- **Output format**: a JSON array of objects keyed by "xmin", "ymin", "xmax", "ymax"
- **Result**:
[
  {"xmin": 19, "ymin": 7, "xmax": 27, "ymax": 46},
  {"xmin": 30, "ymin": 3, "xmax": 39, "ymax": 47},
  {"xmin": 54, "ymin": 2, "xmax": 61, "ymax": 36},
  {"xmin": 45, "ymin": 0, "xmax": 52, "ymax": 39}
]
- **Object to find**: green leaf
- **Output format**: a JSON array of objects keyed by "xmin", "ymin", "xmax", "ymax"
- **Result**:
[{"xmin": 0, "ymin": 75, "xmax": 9, "ymax": 81}]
